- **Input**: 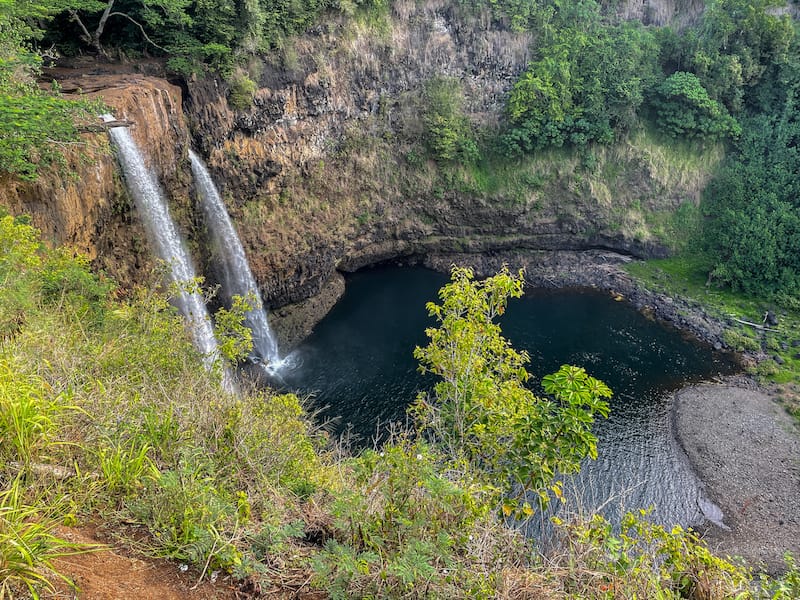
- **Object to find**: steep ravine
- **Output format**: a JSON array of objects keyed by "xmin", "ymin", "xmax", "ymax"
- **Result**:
[
  {"xmin": 183, "ymin": 1, "xmax": 717, "ymax": 326},
  {"xmin": 4, "ymin": 1, "xmax": 716, "ymax": 343}
]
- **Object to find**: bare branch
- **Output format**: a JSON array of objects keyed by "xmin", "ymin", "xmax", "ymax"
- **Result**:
[
  {"xmin": 730, "ymin": 316, "xmax": 779, "ymax": 332},
  {"xmin": 78, "ymin": 119, "xmax": 135, "ymax": 133},
  {"xmin": 107, "ymin": 12, "xmax": 169, "ymax": 53},
  {"xmin": 68, "ymin": 10, "xmax": 93, "ymax": 46}
]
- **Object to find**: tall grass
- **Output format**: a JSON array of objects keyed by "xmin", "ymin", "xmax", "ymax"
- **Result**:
[{"xmin": 0, "ymin": 476, "xmax": 96, "ymax": 599}]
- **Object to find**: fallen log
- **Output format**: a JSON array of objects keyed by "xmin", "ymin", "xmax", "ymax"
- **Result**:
[
  {"xmin": 730, "ymin": 316, "xmax": 779, "ymax": 332},
  {"xmin": 79, "ymin": 119, "xmax": 134, "ymax": 133}
]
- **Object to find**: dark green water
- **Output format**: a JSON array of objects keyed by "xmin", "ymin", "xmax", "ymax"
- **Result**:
[{"xmin": 279, "ymin": 266, "xmax": 736, "ymax": 527}]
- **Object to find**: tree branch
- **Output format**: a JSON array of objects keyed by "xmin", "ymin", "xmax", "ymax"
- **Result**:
[
  {"xmin": 107, "ymin": 12, "xmax": 169, "ymax": 53},
  {"xmin": 730, "ymin": 316, "xmax": 779, "ymax": 332},
  {"xmin": 78, "ymin": 119, "xmax": 135, "ymax": 133},
  {"xmin": 68, "ymin": 10, "xmax": 93, "ymax": 46}
]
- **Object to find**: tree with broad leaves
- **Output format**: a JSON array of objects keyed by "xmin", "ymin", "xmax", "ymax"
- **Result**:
[{"xmin": 412, "ymin": 266, "xmax": 611, "ymax": 516}]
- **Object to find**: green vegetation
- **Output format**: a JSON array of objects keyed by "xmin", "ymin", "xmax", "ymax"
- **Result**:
[
  {"xmin": 37, "ymin": 0, "xmax": 391, "ymax": 72},
  {"xmin": 2, "ymin": 0, "xmax": 800, "ymax": 592},
  {"xmin": 503, "ymin": 17, "xmax": 659, "ymax": 154},
  {"xmin": 651, "ymin": 71, "xmax": 741, "ymax": 141},
  {"xmin": 421, "ymin": 77, "xmax": 479, "ymax": 165},
  {"xmin": 413, "ymin": 267, "xmax": 611, "ymax": 514},
  {"xmin": 2, "ymin": 213, "xmax": 799, "ymax": 597},
  {"xmin": 0, "ymin": 3, "xmax": 102, "ymax": 180},
  {"xmin": 626, "ymin": 256, "xmax": 800, "ymax": 419},
  {"xmin": 702, "ymin": 101, "xmax": 800, "ymax": 299}
]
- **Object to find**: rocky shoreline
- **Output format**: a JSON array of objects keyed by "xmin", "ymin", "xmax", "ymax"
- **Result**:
[
  {"xmin": 674, "ymin": 380, "xmax": 800, "ymax": 574},
  {"xmin": 271, "ymin": 248, "xmax": 736, "ymax": 352}
]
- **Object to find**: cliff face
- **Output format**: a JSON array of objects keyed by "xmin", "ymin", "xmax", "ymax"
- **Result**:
[
  {"xmin": 184, "ymin": 0, "xmax": 716, "ymax": 312},
  {"xmin": 618, "ymin": 0, "xmax": 705, "ymax": 27},
  {"xmin": 3, "ymin": 1, "xmax": 716, "ymax": 333},
  {"xmin": 2, "ymin": 71, "xmax": 193, "ymax": 284}
]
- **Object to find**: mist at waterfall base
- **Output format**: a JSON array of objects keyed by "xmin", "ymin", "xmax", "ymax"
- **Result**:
[{"xmin": 279, "ymin": 266, "xmax": 737, "ymax": 528}]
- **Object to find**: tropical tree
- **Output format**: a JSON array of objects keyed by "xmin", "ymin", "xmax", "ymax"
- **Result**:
[
  {"xmin": 651, "ymin": 71, "xmax": 741, "ymax": 141},
  {"xmin": 412, "ymin": 267, "xmax": 611, "ymax": 514},
  {"xmin": 57, "ymin": 0, "xmax": 190, "ymax": 56},
  {"xmin": 503, "ymin": 19, "xmax": 659, "ymax": 154}
]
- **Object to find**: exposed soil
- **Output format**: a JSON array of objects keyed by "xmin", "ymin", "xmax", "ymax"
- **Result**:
[
  {"xmin": 46, "ymin": 526, "xmax": 240, "ymax": 600},
  {"xmin": 674, "ymin": 379, "xmax": 800, "ymax": 574}
]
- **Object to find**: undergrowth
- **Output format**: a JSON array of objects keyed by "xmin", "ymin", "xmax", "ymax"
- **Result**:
[{"xmin": 1, "ymin": 210, "xmax": 797, "ymax": 598}]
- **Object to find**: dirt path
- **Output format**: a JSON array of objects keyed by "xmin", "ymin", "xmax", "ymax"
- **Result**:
[
  {"xmin": 46, "ymin": 526, "xmax": 239, "ymax": 600},
  {"xmin": 674, "ymin": 380, "xmax": 800, "ymax": 573}
]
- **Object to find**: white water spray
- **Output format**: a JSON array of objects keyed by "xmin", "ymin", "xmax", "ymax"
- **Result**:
[
  {"xmin": 103, "ymin": 115, "xmax": 234, "ymax": 389},
  {"xmin": 189, "ymin": 150, "xmax": 283, "ymax": 369}
]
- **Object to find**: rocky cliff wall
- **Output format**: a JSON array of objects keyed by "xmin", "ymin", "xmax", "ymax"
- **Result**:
[
  {"xmin": 184, "ymin": 0, "xmax": 717, "ymax": 317},
  {"xmin": 618, "ymin": 0, "xmax": 705, "ymax": 27},
  {"xmin": 2, "ymin": 0, "xmax": 717, "ymax": 339},
  {"xmin": 1, "ymin": 70, "xmax": 194, "ymax": 284}
]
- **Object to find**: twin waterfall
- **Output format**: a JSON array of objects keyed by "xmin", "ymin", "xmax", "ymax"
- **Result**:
[
  {"xmin": 104, "ymin": 115, "xmax": 281, "ymax": 384},
  {"xmin": 189, "ymin": 151, "xmax": 280, "ymax": 367}
]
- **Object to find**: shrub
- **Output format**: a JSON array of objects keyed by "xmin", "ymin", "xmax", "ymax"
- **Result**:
[
  {"xmin": 422, "ymin": 78, "xmax": 480, "ymax": 165},
  {"xmin": 128, "ymin": 457, "xmax": 246, "ymax": 575},
  {"xmin": 227, "ymin": 71, "xmax": 257, "ymax": 111},
  {"xmin": 651, "ymin": 72, "xmax": 741, "ymax": 141},
  {"xmin": 722, "ymin": 329, "xmax": 761, "ymax": 353},
  {"xmin": 412, "ymin": 267, "xmax": 611, "ymax": 514},
  {"xmin": 555, "ymin": 510, "xmax": 751, "ymax": 598},
  {"xmin": 312, "ymin": 439, "xmax": 523, "ymax": 598}
]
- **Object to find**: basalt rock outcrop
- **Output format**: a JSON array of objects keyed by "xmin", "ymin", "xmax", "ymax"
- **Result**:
[
  {"xmin": 4, "ymin": 1, "xmax": 715, "ymax": 334},
  {"xmin": 2, "ymin": 67, "xmax": 193, "ymax": 284}
]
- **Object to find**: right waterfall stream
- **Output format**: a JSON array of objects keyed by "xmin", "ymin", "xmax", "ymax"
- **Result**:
[{"xmin": 190, "ymin": 150, "xmax": 282, "ymax": 369}]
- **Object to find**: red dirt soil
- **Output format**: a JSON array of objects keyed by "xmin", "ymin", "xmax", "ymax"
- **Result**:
[{"xmin": 45, "ymin": 526, "xmax": 239, "ymax": 600}]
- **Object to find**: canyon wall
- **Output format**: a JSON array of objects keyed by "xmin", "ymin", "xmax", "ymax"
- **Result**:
[
  {"xmin": 183, "ymin": 0, "xmax": 716, "ymax": 312},
  {"xmin": 2, "ymin": 0, "xmax": 717, "ymax": 340},
  {"xmin": 2, "ymin": 71, "xmax": 193, "ymax": 284}
]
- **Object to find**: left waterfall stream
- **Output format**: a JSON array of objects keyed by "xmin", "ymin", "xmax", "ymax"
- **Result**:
[{"xmin": 103, "ymin": 115, "xmax": 236, "ymax": 393}]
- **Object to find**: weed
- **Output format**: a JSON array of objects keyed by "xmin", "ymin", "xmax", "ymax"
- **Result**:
[
  {"xmin": 0, "ymin": 364, "xmax": 57, "ymax": 468},
  {"xmin": 0, "ymin": 478, "xmax": 92, "ymax": 599},
  {"xmin": 95, "ymin": 437, "xmax": 159, "ymax": 498}
]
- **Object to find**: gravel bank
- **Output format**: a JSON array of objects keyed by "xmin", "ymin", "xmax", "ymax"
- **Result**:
[{"xmin": 674, "ymin": 380, "xmax": 800, "ymax": 573}]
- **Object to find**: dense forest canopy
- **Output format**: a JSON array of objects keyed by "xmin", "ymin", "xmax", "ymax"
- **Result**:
[{"xmin": 1, "ymin": 0, "xmax": 800, "ymax": 298}]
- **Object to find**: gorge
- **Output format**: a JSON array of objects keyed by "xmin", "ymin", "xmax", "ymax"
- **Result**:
[
  {"xmin": 5, "ymin": 2, "xmax": 722, "ymax": 336},
  {"xmin": 3, "ymin": 0, "xmax": 800, "ymax": 596}
]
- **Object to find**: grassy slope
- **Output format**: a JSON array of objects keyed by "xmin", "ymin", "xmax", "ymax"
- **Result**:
[
  {"xmin": 2, "ymin": 213, "xmax": 800, "ymax": 598},
  {"xmin": 626, "ymin": 256, "xmax": 800, "ymax": 420}
]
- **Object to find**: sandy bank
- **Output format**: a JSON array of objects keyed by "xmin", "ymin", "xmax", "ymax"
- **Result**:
[{"xmin": 674, "ymin": 379, "xmax": 800, "ymax": 573}]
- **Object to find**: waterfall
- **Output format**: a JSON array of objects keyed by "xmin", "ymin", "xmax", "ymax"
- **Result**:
[
  {"xmin": 189, "ymin": 150, "xmax": 281, "ymax": 367},
  {"xmin": 103, "ymin": 115, "xmax": 233, "ymax": 388}
]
